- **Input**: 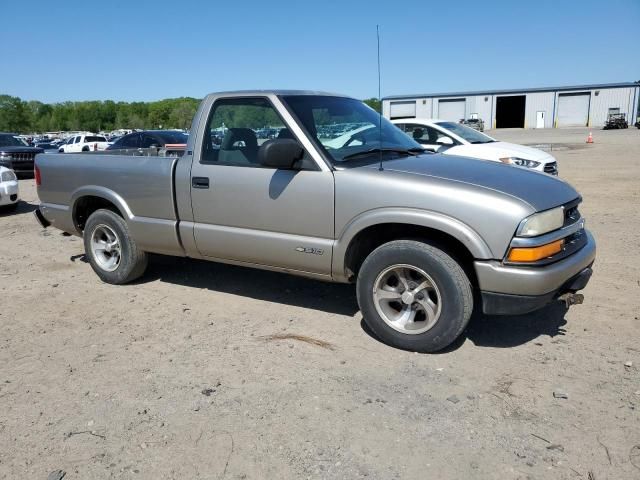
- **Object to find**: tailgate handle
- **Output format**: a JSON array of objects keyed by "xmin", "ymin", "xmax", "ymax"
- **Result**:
[{"xmin": 192, "ymin": 176, "xmax": 210, "ymax": 189}]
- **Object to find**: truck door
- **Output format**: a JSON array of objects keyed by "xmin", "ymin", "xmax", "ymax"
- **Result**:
[
  {"xmin": 189, "ymin": 96, "xmax": 335, "ymax": 277},
  {"xmin": 70, "ymin": 136, "xmax": 81, "ymax": 153}
]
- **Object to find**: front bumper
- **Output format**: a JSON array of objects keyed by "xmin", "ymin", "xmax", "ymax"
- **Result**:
[
  {"xmin": 475, "ymin": 230, "xmax": 596, "ymax": 315},
  {"xmin": 0, "ymin": 180, "xmax": 19, "ymax": 206},
  {"xmin": 481, "ymin": 266, "xmax": 593, "ymax": 315}
]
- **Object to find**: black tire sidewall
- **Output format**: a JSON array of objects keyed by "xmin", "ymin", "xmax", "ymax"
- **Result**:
[
  {"xmin": 357, "ymin": 240, "xmax": 472, "ymax": 353},
  {"xmin": 83, "ymin": 209, "xmax": 146, "ymax": 284}
]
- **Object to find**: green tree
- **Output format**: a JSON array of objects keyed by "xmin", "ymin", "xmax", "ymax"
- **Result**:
[
  {"xmin": 0, "ymin": 95, "xmax": 30, "ymax": 132},
  {"xmin": 363, "ymin": 98, "xmax": 381, "ymax": 113}
]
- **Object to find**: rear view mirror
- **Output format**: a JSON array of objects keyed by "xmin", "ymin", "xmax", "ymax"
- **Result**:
[
  {"xmin": 436, "ymin": 136, "xmax": 454, "ymax": 145},
  {"xmin": 258, "ymin": 139, "xmax": 304, "ymax": 169}
]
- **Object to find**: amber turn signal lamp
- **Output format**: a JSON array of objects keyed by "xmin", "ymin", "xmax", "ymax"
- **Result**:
[{"xmin": 508, "ymin": 239, "xmax": 564, "ymax": 262}]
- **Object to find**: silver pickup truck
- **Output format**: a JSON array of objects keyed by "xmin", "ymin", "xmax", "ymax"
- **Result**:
[{"xmin": 34, "ymin": 90, "xmax": 596, "ymax": 352}]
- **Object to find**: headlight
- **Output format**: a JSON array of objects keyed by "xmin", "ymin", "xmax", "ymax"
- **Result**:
[
  {"xmin": 500, "ymin": 157, "xmax": 541, "ymax": 168},
  {"xmin": 517, "ymin": 206, "xmax": 564, "ymax": 237},
  {"xmin": 1, "ymin": 170, "xmax": 17, "ymax": 182}
]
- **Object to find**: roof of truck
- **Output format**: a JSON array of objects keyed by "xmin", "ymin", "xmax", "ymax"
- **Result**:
[{"xmin": 205, "ymin": 89, "xmax": 351, "ymax": 98}]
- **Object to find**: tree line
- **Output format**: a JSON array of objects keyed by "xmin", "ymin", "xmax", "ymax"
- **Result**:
[{"xmin": 0, "ymin": 94, "xmax": 382, "ymax": 134}]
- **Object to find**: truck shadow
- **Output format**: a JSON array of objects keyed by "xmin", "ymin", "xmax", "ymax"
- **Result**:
[
  {"xmin": 144, "ymin": 254, "xmax": 569, "ymax": 349},
  {"xmin": 462, "ymin": 302, "xmax": 569, "ymax": 349},
  {"xmin": 144, "ymin": 254, "xmax": 359, "ymax": 317},
  {"xmin": 0, "ymin": 200, "xmax": 38, "ymax": 217},
  {"xmin": 361, "ymin": 303, "xmax": 569, "ymax": 352}
]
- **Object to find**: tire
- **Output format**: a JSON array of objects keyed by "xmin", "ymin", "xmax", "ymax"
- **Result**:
[
  {"xmin": 83, "ymin": 209, "xmax": 148, "ymax": 284},
  {"xmin": 357, "ymin": 240, "xmax": 473, "ymax": 353},
  {"xmin": 82, "ymin": 146, "xmax": 90, "ymax": 152}
]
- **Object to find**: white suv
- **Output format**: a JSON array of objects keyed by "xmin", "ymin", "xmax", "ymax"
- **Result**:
[{"xmin": 392, "ymin": 118, "xmax": 558, "ymax": 175}]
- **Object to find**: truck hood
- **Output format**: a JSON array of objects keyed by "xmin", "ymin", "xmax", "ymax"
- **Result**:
[
  {"xmin": 446, "ymin": 141, "xmax": 554, "ymax": 163},
  {"xmin": 0, "ymin": 146, "xmax": 44, "ymax": 154},
  {"xmin": 373, "ymin": 153, "xmax": 578, "ymax": 211}
]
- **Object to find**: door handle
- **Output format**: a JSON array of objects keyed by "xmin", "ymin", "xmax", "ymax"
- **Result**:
[{"xmin": 192, "ymin": 177, "xmax": 210, "ymax": 189}]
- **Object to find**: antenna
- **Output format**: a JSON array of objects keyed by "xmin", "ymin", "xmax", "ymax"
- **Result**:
[{"xmin": 377, "ymin": 24, "xmax": 383, "ymax": 171}]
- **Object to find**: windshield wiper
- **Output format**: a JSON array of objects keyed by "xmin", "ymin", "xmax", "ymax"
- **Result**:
[
  {"xmin": 341, "ymin": 147, "xmax": 424, "ymax": 161},
  {"xmin": 471, "ymin": 140, "xmax": 496, "ymax": 144}
]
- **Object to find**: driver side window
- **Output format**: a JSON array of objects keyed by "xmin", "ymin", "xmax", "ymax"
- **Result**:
[
  {"xmin": 201, "ymin": 97, "xmax": 314, "ymax": 169},
  {"xmin": 202, "ymin": 97, "xmax": 286, "ymax": 167}
]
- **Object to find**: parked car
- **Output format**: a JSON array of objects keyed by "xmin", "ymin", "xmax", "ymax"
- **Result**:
[
  {"xmin": 58, "ymin": 135, "xmax": 109, "ymax": 153},
  {"xmin": 35, "ymin": 91, "xmax": 595, "ymax": 353},
  {"xmin": 33, "ymin": 141, "xmax": 61, "ymax": 153},
  {"xmin": 106, "ymin": 130, "xmax": 188, "ymax": 156},
  {"xmin": 0, "ymin": 133, "xmax": 44, "ymax": 177},
  {"xmin": 392, "ymin": 118, "xmax": 558, "ymax": 175},
  {"xmin": 0, "ymin": 166, "xmax": 19, "ymax": 211}
]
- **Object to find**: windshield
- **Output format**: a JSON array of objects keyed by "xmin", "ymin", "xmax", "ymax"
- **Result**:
[
  {"xmin": 282, "ymin": 95, "xmax": 423, "ymax": 165},
  {"xmin": 0, "ymin": 135, "xmax": 28, "ymax": 147},
  {"xmin": 435, "ymin": 122, "xmax": 495, "ymax": 144}
]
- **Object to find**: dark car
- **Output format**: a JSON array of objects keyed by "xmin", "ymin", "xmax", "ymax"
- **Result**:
[
  {"xmin": 106, "ymin": 130, "xmax": 188, "ymax": 156},
  {"xmin": 33, "ymin": 141, "xmax": 60, "ymax": 153},
  {"xmin": 0, "ymin": 133, "xmax": 44, "ymax": 177}
]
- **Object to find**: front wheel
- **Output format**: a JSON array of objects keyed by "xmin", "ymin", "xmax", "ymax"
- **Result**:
[
  {"xmin": 357, "ymin": 240, "xmax": 473, "ymax": 353},
  {"xmin": 83, "ymin": 209, "xmax": 148, "ymax": 284}
]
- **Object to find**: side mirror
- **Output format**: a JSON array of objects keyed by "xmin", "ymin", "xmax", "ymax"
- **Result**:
[
  {"xmin": 436, "ymin": 136, "xmax": 454, "ymax": 145},
  {"xmin": 258, "ymin": 139, "xmax": 304, "ymax": 169}
]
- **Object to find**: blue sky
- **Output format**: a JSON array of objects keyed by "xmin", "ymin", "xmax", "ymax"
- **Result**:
[{"xmin": 2, "ymin": 0, "xmax": 638, "ymax": 103}]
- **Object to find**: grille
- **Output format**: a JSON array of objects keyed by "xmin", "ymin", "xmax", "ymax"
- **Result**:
[
  {"xmin": 564, "ymin": 202, "xmax": 581, "ymax": 227},
  {"xmin": 8, "ymin": 152, "xmax": 35, "ymax": 162},
  {"xmin": 544, "ymin": 161, "xmax": 558, "ymax": 175},
  {"xmin": 5, "ymin": 152, "xmax": 35, "ymax": 171}
]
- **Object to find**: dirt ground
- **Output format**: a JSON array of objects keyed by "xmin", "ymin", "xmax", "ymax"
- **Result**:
[{"xmin": 1, "ymin": 127, "xmax": 639, "ymax": 479}]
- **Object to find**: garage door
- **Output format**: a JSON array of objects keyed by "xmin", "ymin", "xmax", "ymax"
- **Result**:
[
  {"xmin": 389, "ymin": 101, "xmax": 416, "ymax": 119},
  {"xmin": 557, "ymin": 93, "xmax": 590, "ymax": 127},
  {"xmin": 438, "ymin": 99, "xmax": 465, "ymax": 122}
]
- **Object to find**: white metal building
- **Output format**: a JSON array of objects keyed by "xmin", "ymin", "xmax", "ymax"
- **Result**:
[{"xmin": 382, "ymin": 82, "xmax": 640, "ymax": 129}]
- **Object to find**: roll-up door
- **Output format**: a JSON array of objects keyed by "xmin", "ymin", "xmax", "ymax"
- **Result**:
[
  {"xmin": 557, "ymin": 93, "xmax": 590, "ymax": 126},
  {"xmin": 438, "ymin": 99, "xmax": 465, "ymax": 122},
  {"xmin": 389, "ymin": 101, "xmax": 416, "ymax": 119}
]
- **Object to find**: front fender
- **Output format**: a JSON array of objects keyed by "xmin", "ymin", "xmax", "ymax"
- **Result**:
[{"xmin": 332, "ymin": 207, "xmax": 493, "ymax": 282}]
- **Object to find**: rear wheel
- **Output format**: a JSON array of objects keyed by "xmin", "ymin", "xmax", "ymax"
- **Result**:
[
  {"xmin": 83, "ymin": 209, "xmax": 147, "ymax": 284},
  {"xmin": 357, "ymin": 240, "xmax": 473, "ymax": 353}
]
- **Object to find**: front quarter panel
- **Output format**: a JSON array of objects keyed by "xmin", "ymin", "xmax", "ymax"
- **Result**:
[{"xmin": 333, "ymin": 168, "xmax": 533, "ymax": 280}]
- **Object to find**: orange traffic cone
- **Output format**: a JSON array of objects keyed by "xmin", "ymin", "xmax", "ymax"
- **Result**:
[{"xmin": 586, "ymin": 132, "xmax": 593, "ymax": 143}]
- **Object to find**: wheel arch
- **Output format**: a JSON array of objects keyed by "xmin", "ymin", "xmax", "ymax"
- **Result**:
[
  {"xmin": 71, "ymin": 186, "xmax": 133, "ymax": 232},
  {"xmin": 333, "ymin": 209, "xmax": 492, "ymax": 283}
]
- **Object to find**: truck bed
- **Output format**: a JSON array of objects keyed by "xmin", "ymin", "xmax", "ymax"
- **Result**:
[{"xmin": 36, "ymin": 152, "xmax": 183, "ymax": 256}]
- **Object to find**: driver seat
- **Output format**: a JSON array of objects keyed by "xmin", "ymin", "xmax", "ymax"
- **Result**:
[{"xmin": 219, "ymin": 128, "xmax": 259, "ymax": 165}]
